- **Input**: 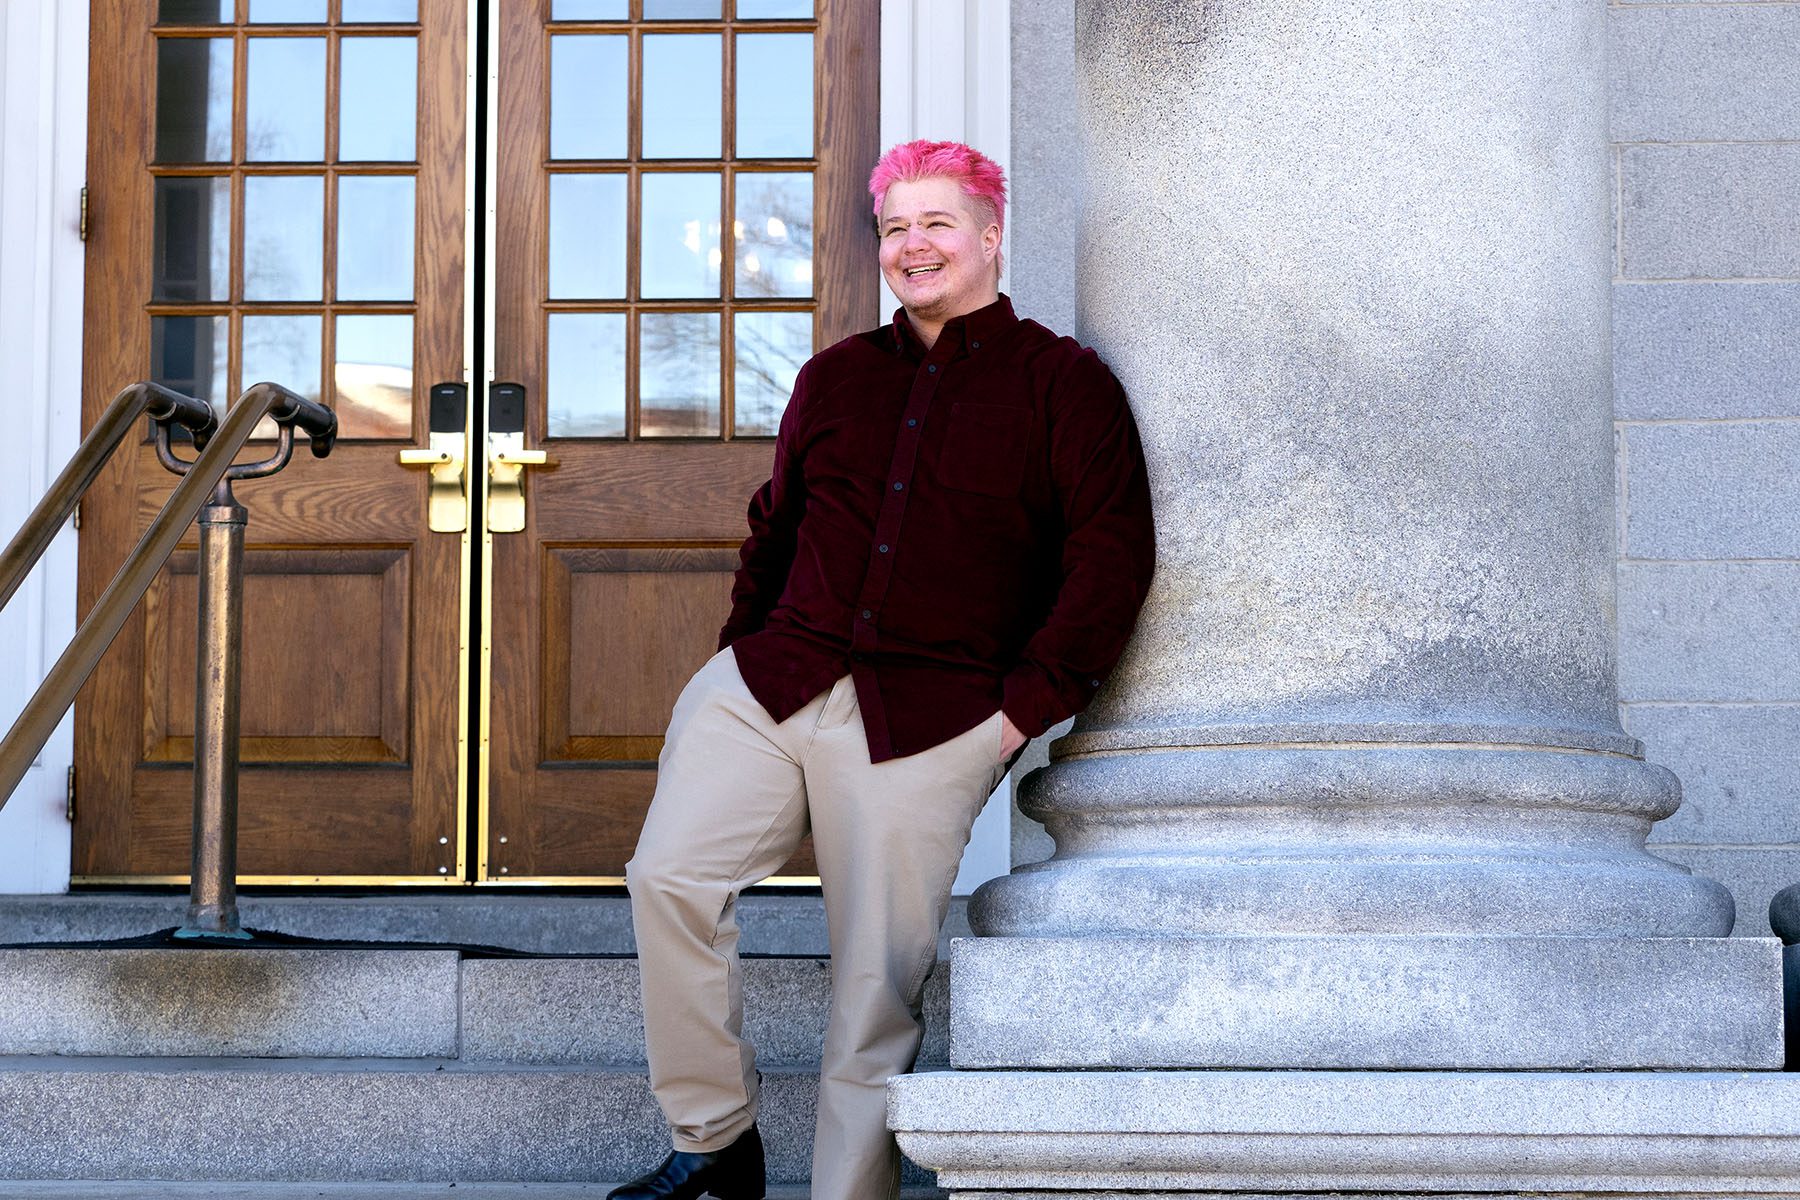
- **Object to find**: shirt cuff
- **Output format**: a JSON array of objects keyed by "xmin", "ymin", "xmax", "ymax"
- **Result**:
[{"xmin": 1001, "ymin": 664, "xmax": 1071, "ymax": 738}]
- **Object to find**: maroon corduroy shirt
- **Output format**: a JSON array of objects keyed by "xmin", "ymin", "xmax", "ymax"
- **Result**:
[{"xmin": 719, "ymin": 294, "xmax": 1155, "ymax": 763}]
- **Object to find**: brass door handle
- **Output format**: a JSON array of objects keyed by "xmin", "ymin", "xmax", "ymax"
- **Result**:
[
  {"xmin": 486, "ymin": 449, "xmax": 552, "ymax": 534},
  {"xmin": 398, "ymin": 446, "xmax": 468, "ymax": 533}
]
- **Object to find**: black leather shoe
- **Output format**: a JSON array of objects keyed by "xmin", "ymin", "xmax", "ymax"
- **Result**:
[{"xmin": 605, "ymin": 1123, "xmax": 765, "ymax": 1200}]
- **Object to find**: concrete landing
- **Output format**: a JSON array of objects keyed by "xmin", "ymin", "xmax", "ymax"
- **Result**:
[{"xmin": 0, "ymin": 892, "xmax": 946, "ymax": 956}]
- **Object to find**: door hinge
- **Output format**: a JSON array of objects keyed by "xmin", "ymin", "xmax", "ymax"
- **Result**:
[
  {"xmin": 66, "ymin": 765, "xmax": 76, "ymax": 823},
  {"xmin": 72, "ymin": 501, "xmax": 81, "ymax": 531},
  {"xmin": 78, "ymin": 186, "xmax": 88, "ymax": 242}
]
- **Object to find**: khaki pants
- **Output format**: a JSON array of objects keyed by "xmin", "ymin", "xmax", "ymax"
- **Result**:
[{"xmin": 625, "ymin": 647, "xmax": 1007, "ymax": 1200}]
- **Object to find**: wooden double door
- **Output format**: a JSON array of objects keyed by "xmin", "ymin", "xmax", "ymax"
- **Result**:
[{"xmin": 74, "ymin": 0, "xmax": 877, "ymax": 884}]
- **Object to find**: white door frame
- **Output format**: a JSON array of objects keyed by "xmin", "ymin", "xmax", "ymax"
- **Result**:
[{"xmin": 0, "ymin": 0, "xmax": 89, "ymax": 894}]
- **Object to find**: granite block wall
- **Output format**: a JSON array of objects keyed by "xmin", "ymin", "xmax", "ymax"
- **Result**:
[
  {"xmin": 1008, "ymin": 1, "xmax": 1800, "ymax": 932},
  {"xmin": 1613, "ymin": 0, "xmax": 1800, "ymax": 937}
]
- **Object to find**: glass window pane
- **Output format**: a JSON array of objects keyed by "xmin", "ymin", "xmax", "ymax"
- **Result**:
[
  {"xmin": 242, "ymin": 314, "xmax": 323, "ymax": 402},
  {"xmin": 337, "ymin": 176, "xmax": 415, "ymax": 300},
  {"xmin": 551, "ymin": 0, "xmax": 627, "ymax": 16},
  {"xmin": 340, "ymin": 38, "xmax": 418, "ymax": 161},
  {"xmin": 342, "ymin": 0, "xmax": 418, "ymax": 19},
  {"xmin": 644, "ymin": 0, "xmax": 721, "ymax": 17},
  {"xmin": 642, "ymin": 35, "xmax": 721, "ymax": 159},
  {"xmin": 248, "ymin": 0, "xmax": 327, "ymax": 20},
  {"xmin": 641, "ymin": 173, "xmax": 720, "ymax": 299},
  {"xmin": 244, "ymin": 174, "xmax": 325, "ymax": 301},
  {"xmin": 246, "ymin": 38, "xmax": 326, "ymax": 161},
  {"xmin": 334, "ymin": 314, "xmax": 414, "ymax": 440},
  {"xmin": 734, "ymin": 172, "xmax": 812, "ymax": 298},
  {"xmin": 550, "ymin": 175, "xmax": 627, "ymax": 300},
  {"xmin": 641, "ymin": 313, "xmax": 720, "ymax": 438},
  {"xmin": 550, "ymin": 36, "xmax": 628, "ymax": 160},
  {"xmin": 547, "ymin": 314, "xmax": 627, "ymax": 438},
  {"xmin": 155, "ymin": 39, "xmax": 233, "ymax": 163},
  {"xmin": 159, "ymin": 1, "xmax": 233, "ymax": 22},
  {"xmin": 153, "ymin": 177, "xmax": 231, "ymax": 303},
  {"xmin": 733, "ymin": 312, "xmax": 810, "ymax": 436},
  {"xmin": 736, "ymin": 0, "xmax": 813, "ymax": 16},
  {"xmin": 152, "ymin": 316, "xmax": 231, "ymax": 411},
  {"xmin": 735, "ymin": 33, "xmax": 812, "ymax": 158}
]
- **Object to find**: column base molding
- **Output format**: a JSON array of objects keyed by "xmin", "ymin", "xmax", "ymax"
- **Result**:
[
  {"xmin": 889, "ymin": 1070, "xmax": 1800, "ymax": 1195},
  {"xmin": 949, "ymin": 934, "xmax": 1783, "ymax": 1070}
]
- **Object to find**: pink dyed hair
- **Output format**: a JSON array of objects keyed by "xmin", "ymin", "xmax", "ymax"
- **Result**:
[{"xmin": 868, "ymin": 140, "xmax": 1008, "ymax": 237}]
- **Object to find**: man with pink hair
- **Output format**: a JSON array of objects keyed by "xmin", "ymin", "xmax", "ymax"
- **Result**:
[{"xmin": 612, "ymin": 140, "xmax": 1155, "ymax": 1200}]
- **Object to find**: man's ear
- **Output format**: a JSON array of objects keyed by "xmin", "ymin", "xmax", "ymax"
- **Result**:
[{"xmin": 984, "ymin": 223, "xmax": 1001, "ymax": 260}]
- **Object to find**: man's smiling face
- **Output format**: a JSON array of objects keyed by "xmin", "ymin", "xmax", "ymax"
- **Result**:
[{"xmin": 878, "ymin": 176, "xmax": 1001, "ymax": 329}]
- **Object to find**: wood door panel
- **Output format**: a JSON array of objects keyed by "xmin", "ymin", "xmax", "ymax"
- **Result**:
[
  {"xmin": 132, "ymin": 464, "xmax": 426, "ymax": 542},
  {"xmin": 505, "ymin": 769, "xmax": 819, "ymax": 880},
  {"xmin": 76, "ymin": 4, "xmax": 467, "ymax": 882},
  {"xmin": 484, "ymin": 0, "xmax": 877, "ymax": 881},
  {"xmin": 546, "ymin": 545, "xmax": 737, "ymax": 760},
  {"xmin": 532, "ymin": 443, "xmax": 778, "ymax": 539},
  {"xmin": 141, "ymin": 548, "xmax": 411, "ymax": 764},
  {"xmin": 123, "ymin": 768, "xmax": 424, "ymax": 876}
]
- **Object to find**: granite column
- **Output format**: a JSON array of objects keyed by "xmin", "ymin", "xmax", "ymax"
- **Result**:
[{"xmin": 891, "ymin": 3, "xmax": 1793, "ymax": 1193}]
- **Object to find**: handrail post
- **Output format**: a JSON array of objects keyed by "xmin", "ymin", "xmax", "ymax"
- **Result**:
[{"xmin": 176, "ymin": 477, "xmax": 249, "ymax": 940}]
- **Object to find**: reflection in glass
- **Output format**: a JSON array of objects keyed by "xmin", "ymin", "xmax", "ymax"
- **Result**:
[
  {"xmin": 734, "ymin": 312, "xmax": 810, "ymax": 436},
  {"xmin": 641, "ymin": 313, "xmax": 720, "ymax": 438},
  {"xmin": 341, "ymin": 0, "xmax": 418, "ymax": 19},
  {"xmin": 159, "ymin": 0, "xmax": 233, "ymax": 22},
  {"xmin": 244, "ymin": 175, "xmax": 325, "ymax": 301},
  {"xmin": 736, "ymin": 0, "xmax": 813, "ymax": 16},
  {"xmin": 641, "ymin": 173, "xmax": 720, "ymax": 299},
  {"xmin": 153, "ymin": 177, "xmax": 231, "ymax": 303},
  {"xmin": 335, "ymin": 314, "xmax": 414, "ymax": 439},
  {"xmin": 547, "ymin": 314, "xmax": 627, "ymax": 438},
  {"xmin": 642, "ymin": 35, "xmax": 721, "ymax": 159},
  {"xmin": 340, "ymin": 38, "xmax": 418, "ymax": 161},
  {"xmin": 242, "ymin": 314, "xmax": 323, "ymax": 401},
  {"xmin": 550, "ymin": 36, "xmax": 628, "ymax": 160},
  {"xmin": 248, "ymin": 0, "xmax": 327, "ymax": 20},
  {"xmin": 734, "ymin": 172, "xmax": 812, "ymax": 298},
  {"xmin": 736, "ymin": 34, "xmax": 812, "ymax": 158},
  {"xmin": 155, "ymin": 39, "xmax": 233, "ymax": 163},
  {"xmin": 551, "ymin": 0, "xmax": 628, "ymax": 16},
  {"xmin": 246, "ymin": 38, "xmax": 326, "ymax": 160},
  {"xmin": 643, "ymin": 1, "xmax": 721, "ymax": 18},
  {"xmin": 337, "ymin": 176, "xmax": 415, "ymax": 300},
  {"xmin": 550, "ymin": 175, "xmax": 627, "ymax": 300},
  {"xmin": 152, "ymin": 316, "xmax": 231, "ymax": 410}
]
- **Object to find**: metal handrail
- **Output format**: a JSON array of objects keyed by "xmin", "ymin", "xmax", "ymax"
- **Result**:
[
  {"xmin": 0, "ymin": 382, "xmax": 336, "ymax": 811},
  {"xmin": 0, "ymin": 381, "xmax": 215, "ymax": 613}
]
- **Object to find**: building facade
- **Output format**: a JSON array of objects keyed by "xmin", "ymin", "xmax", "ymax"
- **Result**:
[{"xmin": 0, "ymin": 0, "xmax": 1795, "ymax": 923}]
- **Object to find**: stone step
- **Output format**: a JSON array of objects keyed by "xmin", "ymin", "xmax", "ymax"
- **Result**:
[
  {"xmin": 0, "ymin": 893, "xmax": 972, "ymax": 956},
  {"xmin": 0, "ymin": 1058, "xmax": 934, "ymax": 1187},
  {"xmin": 0, "ymin": 948, "xmax": 949, "ymax": 1067},
  {"xmin": 0, "ymin": 1186, "xmax": 946, "ymax": 1198},
  {"xmin": 463, "ymin": 956, "xmax": 950, "ymax": 1066}
]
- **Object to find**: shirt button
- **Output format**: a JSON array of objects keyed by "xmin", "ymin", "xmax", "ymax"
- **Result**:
[
  {"xmin": 878, "ymin": 544, "xmax": 889, "ymax": 553},
  {"xmin": 893, "ymin": 481, "xmax": 904, "ymax": 491},
  {"xmin": 861, "ymin": 609, "xmax": 873, "ymax": 620},
  {"xmin": 906, "ymin": 418, "xmax": 918, "ymax": 427},
  {"xmin": 927, "ymin": 364, "xmax": 938, "ymax": 374},
  {"xmin": 1090, "ymin": 679, "xmax": 1101, "ymax": 687}
]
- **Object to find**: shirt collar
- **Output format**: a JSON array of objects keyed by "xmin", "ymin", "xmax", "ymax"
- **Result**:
[{"xmin": 891, "ymin": 293, "xmax": 1018, "ymax": 361}]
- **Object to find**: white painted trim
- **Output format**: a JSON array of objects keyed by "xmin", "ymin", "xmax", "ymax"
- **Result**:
[
  {"xmin": 0, "ymin": 0, "xmax": 88, "ymax": 893},
  {"xmin": 880, "ymin": 0, "xmax": 1016, "ymax": 895}
]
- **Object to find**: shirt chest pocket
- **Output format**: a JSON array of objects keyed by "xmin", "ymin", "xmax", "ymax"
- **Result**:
[{"xmin": 936, "ymin": 402, "xmax": 1032, "ymax": 497}]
